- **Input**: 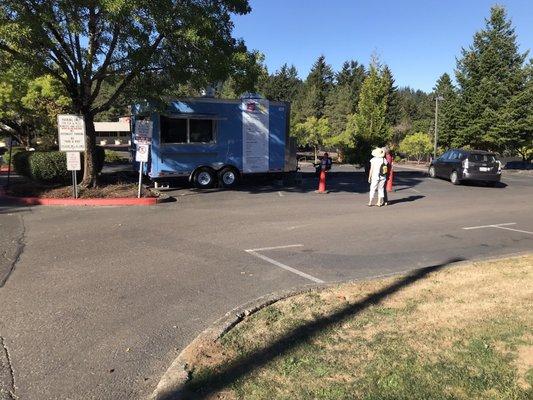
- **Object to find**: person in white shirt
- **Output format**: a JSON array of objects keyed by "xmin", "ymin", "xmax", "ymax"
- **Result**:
[{"xmin": 368, "ymin": 147, "xmax": 388, "ymax": 207}]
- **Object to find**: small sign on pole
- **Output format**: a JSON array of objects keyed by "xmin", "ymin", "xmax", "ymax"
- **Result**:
[
  {"xmin": 66, "ymin": 152, "xmax": 81, "ymax": 199},
  {"xmin": 134, "ymin": 120, "xmax": 153, "ymax": 144},
  {"xmin": 133, "ymin": 120, "xmax": 153, "ymax": 198},
  {"xmin": 135, "ymin": 144, "xmax": 149, "ymax": 163},
  {"xmin": 58, "ymin": 115, "xmax": 86, "ymax": 152},
  {"xmin": 135, "ymin": 143, "xmax": 150, "ymax": 198}
]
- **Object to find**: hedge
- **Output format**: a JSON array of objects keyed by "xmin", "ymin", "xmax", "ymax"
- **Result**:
[{"xmin": 13, "ymin": 147, "xmax": 105, "ymax": 183}]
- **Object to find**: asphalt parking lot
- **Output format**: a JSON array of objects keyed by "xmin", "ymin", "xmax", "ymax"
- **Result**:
[{"xmin": 0, "ymin": 164, "xmax": 532, "ymax": 399}]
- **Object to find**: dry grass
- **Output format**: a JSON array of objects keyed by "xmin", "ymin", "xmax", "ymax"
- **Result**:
[{"xmin": 185, "ymin": 255, "xmax": 533, "ymax": 400}]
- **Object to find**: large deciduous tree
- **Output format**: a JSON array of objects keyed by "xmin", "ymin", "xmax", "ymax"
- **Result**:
[
  {"xmin": 399, "ymin": 131, "xmax": 433, "ymax": 163},
  {"xmin": 0, "ymin": 58, "xmax": 71, "ymax": 146},
  {"xmin": 0, "ymin": 0, "xmax": 251, "ymax": 186}
]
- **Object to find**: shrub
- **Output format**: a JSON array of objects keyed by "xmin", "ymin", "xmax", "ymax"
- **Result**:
[
  {"xmin": 104, "ymin": 149, "xmax": 127, "ymax": 164},
  {"xmin": 2, "ymin": 147, "xmax": 25, "ymax": 167},
  {"xmin": 13, "ymin": 147, "xmax": 105, "ymax": 183}
]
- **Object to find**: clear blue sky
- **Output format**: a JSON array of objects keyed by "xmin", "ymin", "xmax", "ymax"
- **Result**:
[{"xmin": 232, "ymin": 0, "xmax": 533, "ymax": 92}]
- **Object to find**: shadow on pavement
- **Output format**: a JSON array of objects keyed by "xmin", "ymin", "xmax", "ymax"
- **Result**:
[
  {"xmin": 162, "ymin": 257, "xmax": 464, "ymax": 400},
  {"xmin": 387, "ymin": 195, "xmax": 425, "ymax": 205},
  {"xmin": 167, "ymin": 170, "xmax": 427, "ymax": 196}
]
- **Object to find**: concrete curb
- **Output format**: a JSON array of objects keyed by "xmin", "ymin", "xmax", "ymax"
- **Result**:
[
  {"xmin": 150, "ymin": 284, "xmax": 330, "ymax": 400},
  {"xmin": 150, "ymin": 251, "xmax": 531, "ymax": 400},
  {"xmin": 0, "ymin": 187, "xmax": 174, "ymax": 206}
]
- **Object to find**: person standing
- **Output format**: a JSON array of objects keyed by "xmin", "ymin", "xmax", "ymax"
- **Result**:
[
  {"xmin": 383, "ymin": 147, "xmax": 394, "ymax": 205},
  {"xmin": 368, "ymin": 147, "xmax": 388, "ymax": 207}
]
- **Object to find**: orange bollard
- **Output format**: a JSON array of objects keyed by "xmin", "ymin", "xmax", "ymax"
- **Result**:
[
  {"xmin": 386, "ymin": 169, "xmax": 394, "ymax": 192},
  {"xmin": 316, "ymin": 169, "xmax": 327, "ymax": 193}
]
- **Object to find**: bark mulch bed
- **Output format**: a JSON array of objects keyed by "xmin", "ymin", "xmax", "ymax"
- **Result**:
[{"xmin": 5, "ymin": 172, "xmax": 157, "ymax": 199}]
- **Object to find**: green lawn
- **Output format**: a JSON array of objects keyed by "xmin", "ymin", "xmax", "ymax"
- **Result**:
[{"xmin": 185, "ymin": 255, "xmax": 533, "ymax": 400}]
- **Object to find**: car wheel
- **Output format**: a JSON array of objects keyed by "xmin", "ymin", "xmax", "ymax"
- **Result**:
[
  {"xmin": 218, "ymin": 167, "xmax": 240, "ymax": 188},
  {"xmin": 450, "ymin": 170, "xmax": 461, "ymax": 185},
  {"xmin": 429, "ymin": 166, "xmax": 436, "ymax": 178},
  {"xmin": 193, "ymin": 167, "xmax": 216, "ymax": 189}
]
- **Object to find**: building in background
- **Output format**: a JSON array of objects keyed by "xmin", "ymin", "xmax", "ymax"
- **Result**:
[{"xmin": 95, "ymin": 117, "xmax": 131, "ymax": 146}]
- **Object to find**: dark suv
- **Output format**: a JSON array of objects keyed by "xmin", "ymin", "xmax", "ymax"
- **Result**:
[{"xmin": 428, "ymin": 149, "xmax": 502, "ymax": 186}]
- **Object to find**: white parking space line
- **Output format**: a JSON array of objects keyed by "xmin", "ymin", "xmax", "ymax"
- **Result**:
[
  {"xmin": 246, "ymin": 244, "xmax": 304, "ymax": 252},
  {"xmin": 463, "ymin": 223, "xmax": 516, "ymax": 230},
  {"xmin": 245, "ymin": 244, "xmax": 324, "ymax": 283},
  {"xmin": 493, "ymin": 226, "xmax": 533, "ymax": 235},
  {"xmin": 462, "ymin": 222, "xmax": 533, "ymax": 235}
]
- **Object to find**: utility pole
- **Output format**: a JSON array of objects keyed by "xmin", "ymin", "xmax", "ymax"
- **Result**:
[{"xmin": 434, "ymin": 96, "xmax": 444, "ymax": 160}]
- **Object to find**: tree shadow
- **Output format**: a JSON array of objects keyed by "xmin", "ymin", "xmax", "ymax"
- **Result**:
[{"xmin": 162, "ymin": 257, "xmax": 464, "ymax": 400}]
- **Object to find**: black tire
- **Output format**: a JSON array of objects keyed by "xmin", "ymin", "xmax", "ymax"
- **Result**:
[
  {"xmin": 429, "ymin": 166, "xmax": 436, "ymax": 178},
  {"xmin": 218, "ymin": 167, "xmax": 240, "ymax": 188},
  {"xmin": 450, "ymin": 170, "xmax": 461, "ymax": 185},
  {"xmin": 193, "ymin": 167, "xmax": 216, "ymax": 189}
]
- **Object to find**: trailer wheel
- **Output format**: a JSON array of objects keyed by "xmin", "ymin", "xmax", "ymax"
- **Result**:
[
  {"xmin": 218, "ymin": 167, "xmax": 240, "ymax": 188},
  {"xmin": 193, "ymin": 167, "xmax": 216, "ymax": 189}
]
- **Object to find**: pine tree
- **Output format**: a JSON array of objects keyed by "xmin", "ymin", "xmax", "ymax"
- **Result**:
[
  {"xmin": 383, "ymin": 65, "xmax": 401, "ymax": 127},
  {"xmin": 455, "ymin": 5, "xmax": 528, "ymax": 151},
  {"xmin": 302, "ymin": 55, "xmax": 334, "ymax": 119},
  {"xmin": 261, "ymin": 64, "xmax": 302, "ymax": 102},
  {"xmin": 434, "ymin": 73, "xmax": 459, "ymax": 149},
  {"xmin": 324, "ymin": 60, "xmax": 366, "ymax": 160},
  {"xmin": 346, "ymin": 59, "xmax": 391, "ymax": 164},
  {"xmin": 494, "ymin": 62, "xmax": 533, "ymax": 161}
]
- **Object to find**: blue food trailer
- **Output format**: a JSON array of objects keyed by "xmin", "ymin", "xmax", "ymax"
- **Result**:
[{"xmin": 132, "ymin": 96, "xmax": 297, "ymax": 188}]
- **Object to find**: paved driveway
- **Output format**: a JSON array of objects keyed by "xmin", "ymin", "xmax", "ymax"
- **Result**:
[{"xmin": 0, "ymin": 166, "xmax": 532, "ymax": 399}]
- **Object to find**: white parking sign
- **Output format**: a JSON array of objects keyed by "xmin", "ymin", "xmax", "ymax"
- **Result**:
[
  {"xmin": 135, "ymin": 143, "xmax": 149, "ymax": 162},
  {"xmin": 66, "ymin": 152, "xmax": 81, "ymax": 171},
  {"xmin": 58, "ymin": 115, "xmax": 86, "ymax": 152}
]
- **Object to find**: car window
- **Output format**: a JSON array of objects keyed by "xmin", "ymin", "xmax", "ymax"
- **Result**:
[
  {"xmin": 468, "ymin": 153, "xmax": 496, "ymax": 163},
  {"xmin": 449, "ymin": 151, "xmax": 461, "ymax": 160},
  {"xmin": 440, "ymin": 151, "xmax": 451, "ymax": 160}
]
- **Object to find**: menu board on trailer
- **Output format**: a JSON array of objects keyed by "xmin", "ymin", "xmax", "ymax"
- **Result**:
[{"xmin": 241, "ymin": 99, "xmax": 269, "ymax": 173}]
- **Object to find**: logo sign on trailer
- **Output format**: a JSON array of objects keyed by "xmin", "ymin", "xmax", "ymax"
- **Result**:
[
  {"xmin": 135, "ymin": 120, "xmax": 153, "ymax": 144},
  {"xmin": 136, "ymin": 143, "xmax": 149, "ymax": 162},
  {"xmin": 58, "ymin": 114, "xmax": 86, "ymax": 152},
  {"xmin": 66, "ymin": 152, "xmax": 81, "ymax": 171}
]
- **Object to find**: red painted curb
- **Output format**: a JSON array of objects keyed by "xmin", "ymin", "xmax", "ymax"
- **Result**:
[{"xmin": 0, "ymin": 187, "xmax": 162, "ymax": 206}]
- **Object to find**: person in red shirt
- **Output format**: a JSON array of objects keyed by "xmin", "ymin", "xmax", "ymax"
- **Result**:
[{"xmin": 383, "ymin": 147, "xmax": 394, "ymax": 205}]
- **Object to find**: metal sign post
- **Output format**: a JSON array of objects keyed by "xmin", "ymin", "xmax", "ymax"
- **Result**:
[
  {"xmin": 135, "ymin": 143, "xmax": 149, "ymax": 198},
  {"xmin": 134, "ymin": 120, "xmax": 153, "ymax": 199},
  {"xmin": 66, "ymin": 152, "xmax": 81, "ymax": 199},
  {"xmin": 5, "ymin": 134, "xmax": 13, "ymax": 189},
  {"xmin": 137, "ymin": 161, "xmax": 143, "ymax": 198}
]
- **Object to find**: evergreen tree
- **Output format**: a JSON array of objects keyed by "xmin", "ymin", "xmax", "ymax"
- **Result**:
[
  {"xmin": 261, "ymin": 64, "xmax": 302, "ymax": 102},
  {"xmin": 455, "ymin": 5, "xmax": 528, "ymax": 152},
  {"xmin": 493, "ymin": 62, "xmax": 533, "ymax": 161},
  {"xmin": 324, "ymin": 60, "xmax": 365, "ymax": 160},
  {"xmin": 346, "ymin": 59, "xmax": 391, "ymax": 164},
  {"xmin": 433, "ymin": 73, "xmax": 459, "ymax": 149},
  {"xmin": 383, "ymin": 65, "xmax": 401, "ymax": 127},
  {"xmin": 302, "ymin": 55, "xmax": 334, "ymax": 119}
]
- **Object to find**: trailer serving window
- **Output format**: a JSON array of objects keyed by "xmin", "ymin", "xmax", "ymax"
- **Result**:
[{"xmin": 160, "ymin": 115, "xmax": 215, "ymax": 144}]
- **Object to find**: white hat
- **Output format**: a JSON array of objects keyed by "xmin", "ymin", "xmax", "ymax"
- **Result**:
[{"xmin": 372, "ymin": 147, "xmax": 385, "ymax": 158}]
